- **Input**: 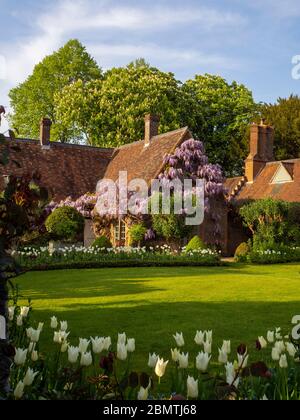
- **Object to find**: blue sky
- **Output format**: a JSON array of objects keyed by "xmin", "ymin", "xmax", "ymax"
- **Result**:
[{"xmin": 0, "ymin": 0, "xmax": 300, "ymax": 131}]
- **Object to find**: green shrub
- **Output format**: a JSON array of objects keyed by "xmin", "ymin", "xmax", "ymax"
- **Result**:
[
  {"xmin": 185, "ymin": 236, "xmax": 206, "ymax": 252},
  {"xmin": 92, "ymin": 236, "xmax": 112, "ymax": 250},
  {"xmin": 45, "ymin": 207, "xmax": 84, "ymax": 241},
  {"xmin": 128, "ymin": 223, "xmax": 147, "ymax": 246},
  {"xmin": 234, "ymin": 242, "xmax": 250, "ymax": 262}
]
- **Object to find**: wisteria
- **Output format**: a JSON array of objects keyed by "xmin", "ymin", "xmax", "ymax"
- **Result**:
[{"xmin": 46, "ymin": 194, "xmax": 97, "ymax": 218}]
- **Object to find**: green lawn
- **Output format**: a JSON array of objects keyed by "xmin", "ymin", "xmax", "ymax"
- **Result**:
[{"xmin": 15, "ymin": 264, "xmax": 300, "ymax": 369}]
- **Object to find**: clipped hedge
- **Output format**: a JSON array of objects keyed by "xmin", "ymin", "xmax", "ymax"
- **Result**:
[
  {"xmin": 92, "ymin": 236, "xmax": 112, "ymax": 250},
  {"xmin": 45, "ymin": 206, "xmax": 84, "ymax": 241},
  {"xmin": 185, "ymin": 236, "xmax": 206, "ymax": 252},
  {"xmin": 234, "ymin": 242, "xmax": 250, "ymax": 262}
]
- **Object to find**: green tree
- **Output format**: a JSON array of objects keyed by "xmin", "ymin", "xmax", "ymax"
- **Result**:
[
  {"xmin": 262, "ymin": 95, "xmax": 300, "ymax": 160},
  {"xmin": 183, "ymin": 74, "xmax": 259, "ymax": 176},
  {"xmin": 54, "ymin": 60, "xmax": 198, "ymax": 147},
  {"xmin": 9, "ymin": 39, "xmax": 102, "ymax": 142}
]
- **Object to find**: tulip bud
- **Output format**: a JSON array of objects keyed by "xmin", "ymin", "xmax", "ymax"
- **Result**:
[
  {"xmin": 80, "ymin": 351, "xmax": 92, "ymax": 367},
  {"xmin": 31, "ymin": 351, "xmax": 39, "ymax": 362},
  {"xmin": 117, "ymin": 343, "xmax": 128, "ymax": 361},
  {"xmin": 23, "ymin": 368, "xmax": 39, "ymax": 386},
  {"xmin": 50, "ymin": 316, "xmax": 58, "ymax": 329},
  {"xmin": 137, "ymin": 386, "xmax": 149, "ymax": 401},
  {"xmin": 194, "ymin": 331, "xmax": 205, "ymax": 346},
  {"xmin": 286, "ymin": 342, "xmax": 297, "ymax": 358},
  {"xmin": 178, "ymin": 352, "xmax": 189, "ymax": 369},
  {"xmin": 218, "ymin": 349, "xmax": 228, "ymax": 364},
  {"xmin": 68, "ymin": 346, "xmax": 79, "ymax": 364},
  {"xmin": 196, "ymin": 352, "xmax": 211, "ymax": 372},
  {"xmin": 127, "ymin": 338, "xmax": 135, "ymax": 353},
  {"xmin": 20, "ymin": 306, "xmax": 30, "ymax": 318},
  {"xmin": 173, "ymin": 332, "xmax": 185, "ymax": 347},
  {"xmin": 148, "ymin": 353, "xmax": 158, "ymax": 368},
  {"xmin": 78, "ymin": 338, "xmax": 90, "ymax": 353},
  {"xmin": 16, "ymin": 315, "xmax": 23, "ymax": 327},
  {"xmin": 118, "ymin": 333, "xmax": 126, "ymax": 345},
  {"xmin": 221, "ymin": 340, "xmax": 231, "ymax": 355},
  {"xmin": 14, "ymin": 381, "xmax": 25, "ymax": 399},
  {"xmin": 60, "ymin": 321, "xmax": 68, "ymax": 332},
  {"xmin": 203, "ymin": 340, "xmax": 212, "ymax": 354},
  {"xmin": 271, "ymin": 347, "xmax": 280, "ymax": 361},
  {"xmin": 8, "ymin": 306, "xmax": 15, "ymax": 321},
  {"xmin": 279, "ymin": 354, "xmax": 288, "ymax": 368},
  {"xmin": 267, "ymin": 331, "xmax": 274, "ymax": 343},
  {"xmin": 187, "ymin": 376, "xmax": 198, "ymax": 399},
  {"xmin": 61, "ymin": 342, "xmax": 69, "ymax": 353}
]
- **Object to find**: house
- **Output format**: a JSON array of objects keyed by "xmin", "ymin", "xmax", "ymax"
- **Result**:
[
  {"xmin": 225, "ymin": 120, "xmax": 300, "ymax": 255},
  {"xmin": 1, "ymin": 116, "xmax": 299, "ymax": 255}
]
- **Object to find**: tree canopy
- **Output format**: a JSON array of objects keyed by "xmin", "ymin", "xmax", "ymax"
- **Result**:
[
  {"xmin": 262, "ymin": 95, "xmax": 300, "ymax": 161},
  {"xmin": 9, "ymin": 39, "xmax": 102, "ymax": 142}
]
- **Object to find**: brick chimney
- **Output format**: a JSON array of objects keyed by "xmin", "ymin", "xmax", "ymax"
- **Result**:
[
  {"xmin": 245, "ymin": 120, "xmax": 274, "ymax": 182},
  {"xmin": 40, "ymin": 117, "xmax": 52, "ymax": 148},
  {"xmin": 144, "ymin": 114, "xmax": 160, "ymax": 147}
]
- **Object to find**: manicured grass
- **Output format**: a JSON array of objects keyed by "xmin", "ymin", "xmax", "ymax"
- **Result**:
[{"xmin": 15, "ymin": 264, "xmax": 300, "ymax": 369}]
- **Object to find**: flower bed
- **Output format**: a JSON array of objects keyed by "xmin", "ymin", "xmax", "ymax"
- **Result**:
[
  {"xmin": 4, "ymin": 301, "xmax": 300, "ymax": 400},
  {"xmin": 13, "ymin": 245, "xmax": 221, "ymax": 271},
  {"xmin": 248, "ymin": 246, "xmax": 300, "ymax": 264}
]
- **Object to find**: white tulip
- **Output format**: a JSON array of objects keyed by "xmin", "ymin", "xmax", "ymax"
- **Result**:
[
  {"xmin": 17, "ymin": 315, "xmax": 23, "ymax": 327},
  {"xmin": 155, "ymin": 358, "xmax": 169, "ymax": 378},
  {"xmin": 194, "ymin": 331, "xmax": 205, "ymax": 346},
  {"xmin": 117, "ymin": 343, "xmax": 128, "ymax": 361},
  {"xmin": 173, "ymin": 332, "xmax": 185, "ymax": 347},
  {"xmin": 8, "ymin": 306, "xmax": 15, "ymax": 321},
  {"xmin": 275, "ymin": 341, "xmax": 285, "ymax": 354},
  {"xmin": 267, "ymin": 331, "xmax": 275, "ymax": 343},
  {"xmin": 205, "ymin": 331, "xmax": 213, "ymax": 342},
  {"xmin": 137, "ymin": 386, "xmax": 149, "ymax": 400},
  {"xmin": 203, "ymin": 340, "xmax": 212, "ymax": 354},
  {"xmin": 37, "ymin": 323, "xmax": 44, "ymax": 331},
  {"xmin": 103, "ymin": 337, "xmax": 112, "ymax": 351},
  {"xmin": 237, "ymin": 353, "xmax": 249, "ymax": 368},
  {"xmin": 178, "ymin": 352, "xmax": 189, "ymax": 369},
  {"xmin": 196, "ymin": 352, "xmax": 211, "ymax": 372},
  {"xmin": 275, "ymin": 328, "xmax": 282, "ymax": 340},
  {"xmin": 225, "ymin": 362, "xmax": 239, "ymax": 387},
  {"xmin": 91, "ymin": 337, "xmax": 105, "ymax": 354},
  {"xmin": 78, "ymin": 338, "xmax": 90, "ymax": 353},
  {"xmin": 80, "ymin": 351, "xmax": 92, "ymax": 367},
  {"xmin": 31, "ymin": 351, "xmax": 39, "ymax": 362},
  {"xmin": 279, "ymin": 354, "xmax": 288, "ymax": 368},
  {"xmin": 27, "ymin": 328, "xmax": 41, "ymax": 343},
  {"xmin": 60, "ymin": 321, "xmax": 68, "ymax": 332},
  {"xmin": 222, "ymin": 340, "xmax": 231, "ymax": 355},
  {"xmin": 218, "ymin": 349, "xmax": 228, "ymax": 364},
  {"xmin": 23, "ymin": 368, "xmax": 39, "ymax": 386},
  {"xmin": 127, "ymin": 338, "xmax": 135, "ymax": 353},
  {"xmin": 118, "ymin": 333, "xmax": 127, "ymax": 345},
  {"xmin": 171, "ymin": 348, "xmax": 180, "ymax": 363},
  {"xmin": 271, "ymin": 347, "xmax": 280, "ymax": 361},
  {"xmin": 286, "ymin": 342, "xmax": 297, "ymax": 358},
  {"xmin": 187, "ymin": 376, "xmax": 199, "ymax": 399},
  {"xmin": 258, "ymin": 336, "xmax": 267, "ymax": 349},
  {"xmin": 14, "ymin": 381, "xmax": 24, "ymax": 399},
  {"xmin": 68, "ymin": 346, "xmax": 80, "ymax": 364},
  {"xmin": 20, "ymin": 306, "xmax": 30, "ymax": 318},
  {"xmin": 148, "ymin": 353, "xmax": 159, "ymax": 368},
  {"xmin": 14, "ymin": 348, "xmax": 28, "ymax": 366},
  {"xmin": 50, "ymin": 316, "xmax": 58, "ymax": 329}
]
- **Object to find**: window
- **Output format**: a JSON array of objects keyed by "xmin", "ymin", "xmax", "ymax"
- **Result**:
[{"xmin": 114, "ymin": 220, "xmax": 126, "ymax": 242}]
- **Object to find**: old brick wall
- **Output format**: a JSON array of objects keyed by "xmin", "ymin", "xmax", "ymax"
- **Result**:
[{"xmin": 0, "ymin": 138, "xmax": 114, "ymax": 200}]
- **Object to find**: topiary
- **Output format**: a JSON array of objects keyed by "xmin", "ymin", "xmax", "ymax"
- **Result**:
[
  {"xmin": 45, "ymin": 206, "xmax": 84, "ymax": 241},
  {"xmin": 234, "ymin": 242, "xmax": 250, "ymax": 262},
  {"xmin": 92, "ymin": 236, "xmax": 112, "ymax": 250},
  {"xmin": 185, "ymin": 236, "xmax": 206, "ymax": 252},
  {"xmin": 128, "ymin": 223, "xmax": 147, "ymax": 246}
]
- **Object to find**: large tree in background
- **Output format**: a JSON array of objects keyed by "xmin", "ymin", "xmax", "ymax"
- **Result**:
[
  {"xmin": 262, "ymin": 95, "xmax": 300, "ymax": 161},
  {"xmin": 54, "ymin": 59, "xmax": 199, "ymax": 147},
  {"xmin": 9, "ymin": 39, "xmax": 102, "ymax": 142},
  {"xmin": 183, "ymin": 74, "xmax": 259, "ymax": 176}
]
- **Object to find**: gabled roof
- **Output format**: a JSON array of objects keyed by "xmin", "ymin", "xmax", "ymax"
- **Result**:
[
  {"xmin": 228, "ymin": 159, "xmax": 300, "ymax": 203},
  {"xmin": 104, "ymin": 127, "xmax": 192, "ymax": 185}
]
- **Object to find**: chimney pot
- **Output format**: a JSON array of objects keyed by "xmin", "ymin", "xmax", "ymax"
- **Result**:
[
  {"xmin": 144, "ymin": 114, "xmax": 160, "ymax": 147},
  {"xmin": 40, "ymin": 117, "xmax": 52, "ymax": 148}
]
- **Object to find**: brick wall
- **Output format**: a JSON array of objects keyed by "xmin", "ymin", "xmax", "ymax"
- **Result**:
[{"xmin": 0, "ymin": 138, "xmax": 114, "ymax": 200}]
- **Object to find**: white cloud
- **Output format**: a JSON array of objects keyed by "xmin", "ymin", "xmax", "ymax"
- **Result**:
[{"xmin": 0, "ymin": 0, "xmax": 246, "ymax": 108}]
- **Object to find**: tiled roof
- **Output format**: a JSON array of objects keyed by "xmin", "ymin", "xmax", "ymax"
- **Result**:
[
  {"xmin": 231, "ymin": 159, "xmax": 300, "ymax": 203},
  {"xmin": 104, "ymin": 127, "xmax": 192, "ymax": 184}
]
